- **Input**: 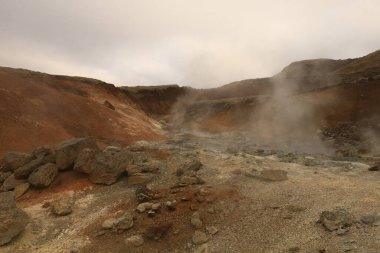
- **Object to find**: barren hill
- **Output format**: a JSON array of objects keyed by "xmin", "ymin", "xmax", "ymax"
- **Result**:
[{"xmin": 0, "ymin": 67, "xmax": 164, "ymax": 156}]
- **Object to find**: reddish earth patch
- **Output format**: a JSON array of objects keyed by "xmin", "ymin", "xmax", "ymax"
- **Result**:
[{"xmin": 18, "ymin": 171, "xmax": 95, "ymax": 207}]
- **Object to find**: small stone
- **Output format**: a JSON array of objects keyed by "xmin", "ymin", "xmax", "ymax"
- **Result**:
[
  {"xmin": 125, "ymin": 235, "xmax": 144, "ymax": 247},
  {"xmin": 192, "ymin": 231, "xmax": 209, "ymax": 245},
  {"xmin": 319, "ymin": 208, "xmax": 354, "ymax": 231},
  {"xmin": 191, "ymin": 212, "xmax": 203, "ymax": 228},
  {"xmin": 147, "ymin": 210, "xmax": 156, "ymax": 218},
  {"xmin": 207, "ymin": 207, "xmax": 215, "ymax": 214},
  {"xmin": 336, "ymin": 227, "xmax": 349, "ymax": 235},
  {"xmin": 206, "ymin": 226, "xmax": 218, "ymax": 235},
  {"xmin": 52, "ymin": 197, "xmax": 74, "ymax": 216},
  {"xmin": 360, "ymin": 214, "xmax": 380, "ymax": 225},
  {"xmin": 152, "ymin": 203, "xmax": 161, "ymax": 211},
  {"xmin": 166, "ymin": 201, "xmax": 176, "ymax": 211}
]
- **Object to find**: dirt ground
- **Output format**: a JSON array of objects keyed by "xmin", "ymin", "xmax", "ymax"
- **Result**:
[{"xmin": 2, "ymin": 132, "xmax": 380, "ymax": 253}]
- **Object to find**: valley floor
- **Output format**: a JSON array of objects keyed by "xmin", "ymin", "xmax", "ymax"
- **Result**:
[{"xmin": 2, "ymin": 132, "xmax": 380, "ymax": 253}]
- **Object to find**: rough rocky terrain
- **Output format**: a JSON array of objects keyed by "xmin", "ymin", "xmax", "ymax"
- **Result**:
[{"xmin": 0, "ymin": 50, "xmax": 380, "ymax": 252}]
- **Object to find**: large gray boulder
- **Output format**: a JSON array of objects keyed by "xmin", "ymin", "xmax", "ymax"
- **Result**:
[
  {"xmin": 14, "ymin": 154, "xmax": 54, "ymax": 180},
  {"xmin": 55, "ymin": 138, "xmax": 98, "ymax": 170},
  {"xmin": 0, "ymin": 192, "xmax": 29, "ymax": 246},
  {"xmin": 2, "ymin": 174, "xmax": 26, "ymax": 191},
  {"xmin": 88, "ymin": 150, "xmax": 133, "ymax": 185},
  {"xmin": 28, "ymin": 163, "xmax": 58, "ymax": 188},
  {"xmin": 0, "ymin": 152, "xmax": 33, "ymax": 172}
]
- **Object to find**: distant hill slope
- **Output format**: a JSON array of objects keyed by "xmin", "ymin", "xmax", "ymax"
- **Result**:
[{"xmin": 0, "ymin": 67, "xmax": 164, "ymax": 156}]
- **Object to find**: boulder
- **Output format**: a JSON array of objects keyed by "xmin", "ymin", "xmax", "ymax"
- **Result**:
[
  {"xmin": 14, "ymin": 183, "xmax": 30, "ymax": 199},
  {"xmin": 14, "ymin": 156, "xmax": 49, "ymax": 179},
  {"xmin": 74, "ymin": 148, "xmax": 98, "ymax": 174},
  {"xmin": 0, "ymin": 192, "xmax": 29, "ymax": 246},
  {"xmin": 28, "ymin": 163, "xmax": 58, "ymax": 188},
  {"xmin": 0, "ymin": 171, "xmax": 12, "ymax": 184},
  {"xmin": 55, "ymin": 138, "xmax": 98, "ymax": 170},
  {"xmin": 2, "ymin": 174, "xmax": 26, "ymax": 191},
  {"xmin": 0, "ymin": 152, "xmax": 33, "ymax": 172},
  {"xmin": 32, "ymin": 145, "xmax": 52, "ymax": 158},
  {"xmin": 102, "ymin": 212, "xmax": 134, "ymax": 231},
  {"xmin": 319, "ymin": 208, "xmax": 355, "ymax": 231},
  {"xmin": 89, "ymin": 150, "xmax": 132, "ymax": 185}
]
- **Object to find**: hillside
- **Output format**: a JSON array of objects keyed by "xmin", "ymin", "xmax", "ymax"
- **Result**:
[{"xmin": 0, "ymin": 67, "xmax": 164, "ymax": 156}]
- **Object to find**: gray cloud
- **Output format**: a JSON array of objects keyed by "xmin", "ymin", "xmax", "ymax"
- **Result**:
[{"xmin": 0, "ymin": 0, "xmax": 379, "ymax": 88}]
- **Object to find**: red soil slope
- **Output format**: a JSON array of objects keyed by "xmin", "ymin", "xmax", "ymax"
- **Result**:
[{"xmin": 0, "ymin": 67, "xmax": 164, "ymax": 157}]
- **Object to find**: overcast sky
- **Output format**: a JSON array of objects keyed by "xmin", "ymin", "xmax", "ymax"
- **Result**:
[{"xmin": 0, "ymin": 1, "xmax": 379, "ymax": 88}]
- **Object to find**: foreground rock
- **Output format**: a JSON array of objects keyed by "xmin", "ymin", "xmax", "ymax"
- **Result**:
[
  {"xmin": 0, "ymin": 152, "xmax": 33, "ymax": 172},
  {"xmin": 55, "ymin": 138, "xmax": 98, "ymax": 170},
  {"xmin": 52, "ymin": 197, "xmax": 74, "ymax": 216},
  {"xmin": 28, "ymin": 163, "xmax": 58, "ymax": 188},
  {"xmin": 125, "ymin": 235, "xmax": 144, "ymax": 247},
  {"xmin": 0, "ymin": 192, "xmax": 29, "ymax": 246},
  {"xmin": 192, "ymin": 231, "xmax": 209, "ymax": 245},
  {"xmin": 14, "ymin": 155, "xmax": 54, "ymax": 179},
  {"xmin": 14, "ymin": 183, "xmax": 30, "ymax": 199},
  {"xmin": 319, "ymin": 208, "xmax": 355, "ymax": 231},
  {"xmin": 2, "ymin": 174, "xmax": 26, "ymax": 191},
  {"xmin": 74, "ymin": 148, "xmax": 98, "ymax": 174},
  {"xmin": 102, "ymin": 212, "xmax": 134, "ymax": 232},
  {"xmin": 89, "ymin": 150, "xmax": 133, "ymax": 185}
]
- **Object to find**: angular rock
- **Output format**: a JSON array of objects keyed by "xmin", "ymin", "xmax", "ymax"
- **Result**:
[
  {"xmin": 28, "ymin": 163, "xmax": 58, "ymax": 188},
  {"xmin": 103, "ymin": 146, "xmax": 121, "ymax": 154},
  {"xmin": 32, "ymin": 145, "xmax": 52, "ymax": 158},
  {"xmin": 52, "ymin": 197, "xmax": 74, "ymax": 216},
  {"xmin": 14, "ymin": 156, "xmax": 47, "ymax": 179},
  {"xmin": 102, "ymin": 212, "xmax": 134, "ymax": 231},
  {"xmin": 260, "ymin": 169, "xmax": 288, "ymax": 181},
  {"xmin": 178, "ymin": 176, "xmax": 205, "ymax": 187},
  {"xmin": 55, "ymin": 138, "xmax": 98, "ymax": 170},
  {"xmin": 192, "ymin": 231, "xmax": 209, "ymax": 245},
  {"xmin": 103, "ymin": 100, "xmax": 115, "ymax": 110},
  {"xmin": 319, "ymin": 208, "xmax": 355, "ymax": 231},
  {"xmin": 0, "ymin": 152, "xmax": 33, "ymax": 172},
  {"xmin": 14, "ymin": 183, "xmax": 30, "ymax": 199},
  {"xmin": 0, "ymin": 171, "xmax": 12, "ymax": 184},
  {"xmin": 125, "ymin": 235, "xmax": 144, "ymax": 247},
  {"xmin": 128, "ymin": 173, "xmax": 153, "ymax": 186},
  {"xmin": 74, "ymin": 148, "xmax": 98, "ymax": 174},
  {"xmin": 2, "ymin": 174, "xmax": 26, "ymax": 191},
  {"xmin": 191, "ymin": 212, "xmax": 203, "ymax": 228},
  {"xmin": 206, "ymin": 226, "xmax": 219, "ymax": 235},
  {"xmin": 88, "ymin": 150, "xmax": 132, "ymax": 185},
  {"xmin": 0, "ymin": 192, "xmax": 29, "ymax": 246},
  {"xmin": 135, "ymin": 185, "xmax": 158, "ymax": 203}
]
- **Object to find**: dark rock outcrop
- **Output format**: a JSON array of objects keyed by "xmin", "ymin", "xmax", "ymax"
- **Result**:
[
  {"xmin": 28, "ymin": 163, "xmax": 58, "ymax": 188},
  {"xmin": 0, "ymin": 152, "xmax": 33, "ymax": 172},
  {"xmin": 55, "ymin": 138, "xmax": 98, "ymax": 170}
]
